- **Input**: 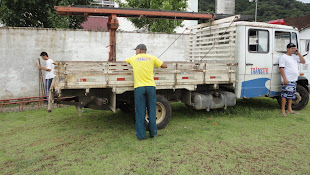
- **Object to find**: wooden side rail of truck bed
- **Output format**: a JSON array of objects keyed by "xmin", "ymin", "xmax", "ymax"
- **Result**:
[{"xmin": 53, "ymin": 61, "xmax": 237, "ymax": 95}]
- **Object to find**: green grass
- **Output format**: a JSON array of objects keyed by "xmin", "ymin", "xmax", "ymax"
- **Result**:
[{"xmin": 0, "ymin": 97, "xmax": 309, "ymax": 174}]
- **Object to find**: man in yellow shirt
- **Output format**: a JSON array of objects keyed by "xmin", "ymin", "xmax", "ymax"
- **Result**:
[{"xmin": 125, "ymin": 44, "xmax": 167, "ymax": 140}]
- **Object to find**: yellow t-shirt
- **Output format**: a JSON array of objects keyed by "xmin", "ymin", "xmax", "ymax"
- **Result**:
[{"xmin": 125, "ymin": 53, "xmax": 163, "ymax": 88}]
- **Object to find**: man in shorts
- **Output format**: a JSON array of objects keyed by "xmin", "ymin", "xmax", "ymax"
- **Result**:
[{"xmin": 279, "ymin": 43, "xmax": 305, "ymax": 116}]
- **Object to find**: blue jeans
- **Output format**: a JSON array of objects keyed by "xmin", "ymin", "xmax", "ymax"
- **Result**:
[
  {"xmin": 134, "ymin": 86, "xmax": 157, "ymax": 140},
  {"xmin": 45, "ymin": 78, "xmax": 53, "ymax": 96}
]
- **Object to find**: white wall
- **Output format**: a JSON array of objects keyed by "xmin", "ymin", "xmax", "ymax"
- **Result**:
[
  {"xmin": 300, "ymin": 27, "xmax": 310, "ymax": 40},
  {"xmin": 0, "ymin": 27, "xmax": 188, "ymax": 99}
]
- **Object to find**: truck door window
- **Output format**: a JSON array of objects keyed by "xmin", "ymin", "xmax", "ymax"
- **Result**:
[
  {"xmin": 274, "ymin": 31, "xmax": 298, "ymax": 52},
  {"xmin": 291, "ymin": 32, "xmax": 298, "ymax": 48},
  {"xmin": 248, "ymin": 29, "xmax": 269, "ymax": 53}
]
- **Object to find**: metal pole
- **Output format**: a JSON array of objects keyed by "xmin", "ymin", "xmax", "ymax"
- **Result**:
[{"xmin": 255, "ymin": 0, "xmax": 258, "ymax": 22}]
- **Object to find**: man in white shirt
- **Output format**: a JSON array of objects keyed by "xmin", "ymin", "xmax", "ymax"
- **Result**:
[
  {"xmin": 279, "ymin": 43, "xmax": 305, "ymax": 116},
  {"xmin": 38, "ymin": 52, "xmax": 55, "ymax": 98}
]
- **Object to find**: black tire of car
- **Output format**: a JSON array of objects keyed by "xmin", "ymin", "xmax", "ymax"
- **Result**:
[
  {"xmin": 145, "ymin": 95, "xmax": 172, "ymax": 130},
  {"xmin": 277, "ymin": 85, "xmax": 309, "ymax": 111}
]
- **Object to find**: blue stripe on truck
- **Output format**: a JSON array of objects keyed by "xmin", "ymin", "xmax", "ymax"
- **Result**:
[{"xmin": 241, "ymin": 78, "xmax": 270, "ymax": 98}]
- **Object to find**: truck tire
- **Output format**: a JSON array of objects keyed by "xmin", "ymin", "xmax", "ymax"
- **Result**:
[
  {"xmin": 277, "ymin": 85, "xmax": 309, "ymax": 111},
  {"xmin": 145, "ymin": 95, "xmax": 172, "ymax": 130},
  {"xmin": 118, "ymin": 102, "xmax": 134, "ymax": 113}
]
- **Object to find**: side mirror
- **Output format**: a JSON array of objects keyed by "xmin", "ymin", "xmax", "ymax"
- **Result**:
[{"xmin": 303, "ymin": 40, "xmax": 309, "ymax": 57}]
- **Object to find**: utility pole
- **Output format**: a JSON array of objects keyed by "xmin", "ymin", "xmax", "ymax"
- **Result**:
[
  {"xmin": 255, "ymin": 0, "xmax": 258, "ymax": 22},
  {"xmin": 249, "ymin": 0, "xmax": 258, "ymax": 22}
]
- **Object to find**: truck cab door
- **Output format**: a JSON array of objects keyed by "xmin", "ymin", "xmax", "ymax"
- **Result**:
[
  {"xmin": 242, "ymin": 27, "xmax": 272, "ymax": 98},
  {"xmin": 270, "ymin": 31, "xmax": 299, "ymax": 96}
]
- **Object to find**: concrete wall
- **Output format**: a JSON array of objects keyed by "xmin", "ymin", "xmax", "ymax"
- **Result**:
[{"xmin": 0, "ymin": 27, "xmax": 188, "ymax": 99}]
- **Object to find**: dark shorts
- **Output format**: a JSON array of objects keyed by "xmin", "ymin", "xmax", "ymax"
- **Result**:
[{"xmin": 281, "ymin": 82, "xmax": 296, "ymax": 99}]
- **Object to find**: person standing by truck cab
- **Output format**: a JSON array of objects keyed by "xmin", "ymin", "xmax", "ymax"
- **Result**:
[
  {"xmin": 38, "ymin": 52, "xmax": 55, "ymax": 99},
  {"xmin": 279, "ymin": 43, "xmax": 306, "ymax": 116},
  {"xmin": 125, "ymin": 44, "xmax": 167, "ymax": 140}
]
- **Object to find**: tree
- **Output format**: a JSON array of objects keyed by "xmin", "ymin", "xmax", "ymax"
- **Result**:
[
  {"xmin": 198, "ymin": 0, "xmax": 310, "ymax": 22},
  {"xmin": 117, "ymin": 0, "xmax": 188, "ymax": 33},
  {"xmin": 0, "ymin": 0, "xmax": 92, "ymax": 29}
]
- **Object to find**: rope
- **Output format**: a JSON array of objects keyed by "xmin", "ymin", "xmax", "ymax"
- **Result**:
[
  {"xmin": 158, "ymin": 28, "xmax": 188, "ymax": 58},
  {"xmin": 199, "ymin": 16, "xmax": 238, "ymax": 62}
]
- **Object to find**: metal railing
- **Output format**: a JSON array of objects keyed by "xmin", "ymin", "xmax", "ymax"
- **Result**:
[{"xmin": 0, "ymin": 96, "xmax": 70, "ymax": 113}]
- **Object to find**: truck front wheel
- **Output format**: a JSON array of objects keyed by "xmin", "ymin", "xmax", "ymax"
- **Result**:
[
  {"xmin": 277, "ymin": 85, "xmax": 309, "ymax": 111},
  {"xmin": 145, "ymin": 95, "xmax": 172, "ymax": 130}
]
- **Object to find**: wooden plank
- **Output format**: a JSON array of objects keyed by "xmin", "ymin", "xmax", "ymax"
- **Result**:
[
  {"xmin": 189, "ymin": 35, "xmax": 236, "ymax": 43},
  {"xmin": 189, "ymin": 43, "xmax": 236, "ymax": 48},
  {"xmin": 193, "ymin": 26, "xmax": 237, "ymax": 34},
  {"xmin": 53, "ymin": 61, "xmax": 237, "ymax": 93},
  {"xmin": 187, "ymin": 15, "xmax": 240, "ymax": 30}
]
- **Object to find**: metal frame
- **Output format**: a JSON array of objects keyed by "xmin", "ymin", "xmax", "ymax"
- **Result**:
[
  {"xmin": 55, "ymin": 5, "xmax": 216, "ymax": 62},
  {"xmin": 55, "ymin": 6, "xmax": 215, "ymax": 20},
  {"xmin": 0, "ymin": 96, "xmax": 72, "ymax": 112}
]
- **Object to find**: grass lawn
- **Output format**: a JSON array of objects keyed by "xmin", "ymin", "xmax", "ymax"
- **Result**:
[{"xmin": 0, "ymin": 97, "xmax": 309, "ymax": 174}]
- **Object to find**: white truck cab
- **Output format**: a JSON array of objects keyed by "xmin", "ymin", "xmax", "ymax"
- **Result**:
[
  {"xmin": 188, "ymin": 20, "xmax": 310, "ymax": 110},
  {"xmin": 236, "ymin": 22, "xmax": 309, "ymax": 109}
]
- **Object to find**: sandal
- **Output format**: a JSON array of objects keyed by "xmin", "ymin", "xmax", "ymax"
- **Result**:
[{"xmin": 281, "ymin": 113, "xmax": 288, "ymax": 117}]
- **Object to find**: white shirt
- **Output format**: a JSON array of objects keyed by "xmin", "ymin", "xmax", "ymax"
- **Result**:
[
  {"xmin": 279, "ymin": 54, "xmax": 300, "ymax": 82},
  {"xmin": 45, "ymin": 59, "xmax": 55, "ymax": 79}
]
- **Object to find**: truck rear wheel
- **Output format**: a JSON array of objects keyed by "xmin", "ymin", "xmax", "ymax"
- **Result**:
[
  {"xmin": 145, "ymin": 95, "xmax": 171, "ymax": 130},
  {"xmin": 277, "ymin": 85, "xmax": 309, "ymax": 111}
]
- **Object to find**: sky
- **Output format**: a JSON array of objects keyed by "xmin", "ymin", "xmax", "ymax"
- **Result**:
[{"xmin": 296, "ymin": 0, "xmax": 310, "ymax": 3}]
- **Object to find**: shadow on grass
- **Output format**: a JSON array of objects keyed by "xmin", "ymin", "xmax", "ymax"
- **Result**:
[
  {"xmin": 236, "ymin": 97, "xmax": 279, "ymax": 110},
  {"xmin": 171, "ymin": 97, "xmax": 279, "ymax": 120},
  {"xmin": 49, "ymin": 97, "xmax": 280, "ymax": 133},
  {"xmin": 49, "ymin": 107, "xmax": 135, "ymax": 134}
]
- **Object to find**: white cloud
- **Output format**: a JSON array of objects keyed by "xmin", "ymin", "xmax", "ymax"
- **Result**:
[{"xmin": 296, "ymin": 0, "xmax": 310, "ymax": 3}]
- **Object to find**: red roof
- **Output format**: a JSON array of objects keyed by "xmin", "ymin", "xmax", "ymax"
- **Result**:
[{"xmin": 284, "ymin": 15, "xmax": 310, "ymax": 31}]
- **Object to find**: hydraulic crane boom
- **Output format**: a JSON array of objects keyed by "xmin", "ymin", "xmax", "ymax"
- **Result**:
[{"xmin": 55, "ymin": 6, "xmax": 217, "ymax": 62}]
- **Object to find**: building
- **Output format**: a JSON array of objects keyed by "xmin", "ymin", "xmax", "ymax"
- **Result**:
[
  {"xmin": 284, "ymin": 15, "xmax": 310, "ymax": 54},
  {"xmin": 81, "ymin": 0, "xmax": 114, "ymax": 31}
]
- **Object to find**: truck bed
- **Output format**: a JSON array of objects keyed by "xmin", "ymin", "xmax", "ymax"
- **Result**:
[{"xmin": 53, "ymin": 61, "xmax": 237, "ymax": 95}]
